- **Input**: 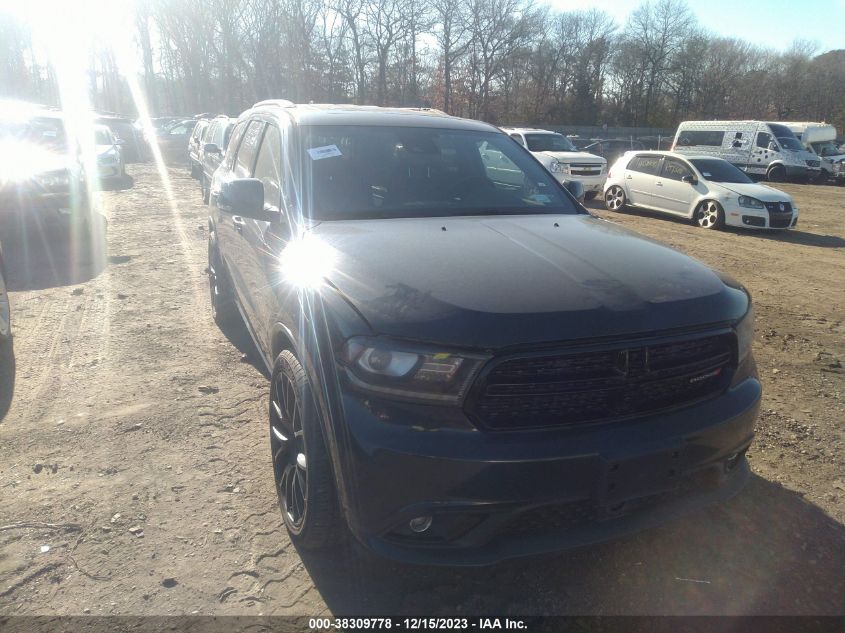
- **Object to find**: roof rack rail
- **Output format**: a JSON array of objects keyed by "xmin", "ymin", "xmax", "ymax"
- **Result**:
[{"xmin": 253, "ymin": 99, "xmax": 295, "ymax": 108}]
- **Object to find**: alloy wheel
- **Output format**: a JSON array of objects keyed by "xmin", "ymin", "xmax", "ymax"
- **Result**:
[
  {"xmin": 271, "ymin": 369, "xmax": 308, "ymax": 531},
  {"xmin": 605, "ymin": 186, "xmax": 625, "ymax": 211},
  {"xmin": 697, "ymin": 201, "xmax": 721, "ymax": 229}
]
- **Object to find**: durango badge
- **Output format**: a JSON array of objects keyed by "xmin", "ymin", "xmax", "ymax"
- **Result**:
[{"xmin": 690, "ymin": 367, "xmax": 723, "ymax": 384}]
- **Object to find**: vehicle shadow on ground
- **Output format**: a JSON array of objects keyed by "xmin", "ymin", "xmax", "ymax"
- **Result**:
[
  {"xmin": 297, "ymin": 474, "xmax": 845, "ymax": 615},
  {"xmin": 0, "ymin": 339, "xmax": 14, "ymax": 423},
  {"xmin": 97, "ymin": 175, "xmax": 135, "ymax": 192},
  {"xmin": 732, "ymin": 228, "xmax": 845, "ymax": 249},
  {"xmin": 1, "ymin": 214, "xmax": 109, "ymax": 291}
]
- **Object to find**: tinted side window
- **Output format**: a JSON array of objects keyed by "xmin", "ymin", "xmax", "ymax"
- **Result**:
[
  {"xmin": 661, "ymin": 158, "xmax": 692, "ymax": 181},
  {"xmin": 227, "ymin": 122, "xmax": 247, "ymax": 166},
  {"xmin": 234, "ymin": 120, "xmax": 265, "ymax": 178},
  {"xmin": 676, "ymin": 130, "xmax": 725, "ymax": 147},
  {"xmin": 628, "ymin": 155, "xmax": 661, "ymax": 175},
  {"xmin": 204, "ymin": 123, "xmax": 217, "ymax": 145},
  {"xmin": 212, "ymin": 122, "xmax": 226, "ymax": 147},
  {"xmin": 252, "ymin": 125, "xmax": 282, "ymax": 209}
]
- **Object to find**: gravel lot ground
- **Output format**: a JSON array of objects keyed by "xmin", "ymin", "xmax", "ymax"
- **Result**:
[{"xmin": 0, "ymin": 165, "xmax": 843, "ymax": 616}]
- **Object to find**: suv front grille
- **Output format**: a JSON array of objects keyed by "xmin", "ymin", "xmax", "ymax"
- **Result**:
[
  {"xmin": 569, "ymin": 163, "xmax": 603, "ymax": 176},
  {"xmin": 467, "ymin": 333, "xmax": 735, "ymax": 431}
]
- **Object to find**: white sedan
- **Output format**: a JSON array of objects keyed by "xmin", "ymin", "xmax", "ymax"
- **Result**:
[{"xmin": 603, "ymin": 151, "xmax": 799, "ymax": 230}]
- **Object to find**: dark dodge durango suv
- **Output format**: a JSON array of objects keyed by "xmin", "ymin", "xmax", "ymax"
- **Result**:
[{"xmin": 208, "ymin": 102, "xmax": 760, "ymax": 565}]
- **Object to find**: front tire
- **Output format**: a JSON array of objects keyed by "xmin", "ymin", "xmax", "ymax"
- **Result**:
[
  {"xmin": 695, "ymin": 200, "xmax": 725, "ymax": 230},
  {"xmin": 604, "ymin": 185, "xmax": 626, "ymax": 211},
  {"xmin": 766, "ymin": 164, "xmax": 786, "ymax": 183},
  {"xmin": 270, "ymin": 350, "xmax": 341, "ymax": 549}
]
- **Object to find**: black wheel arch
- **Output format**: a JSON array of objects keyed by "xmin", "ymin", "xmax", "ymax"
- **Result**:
[{"xmin": 269, "ymin": 318, "xmax": 358, "ymax": 525}]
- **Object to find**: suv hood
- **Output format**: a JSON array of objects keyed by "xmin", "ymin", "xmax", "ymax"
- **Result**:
[
  {"xmin": 311, "ymin": 215, "xmax": 747, "ymax": 349},
  {"xmin": 711, "ymin": 182, "xmax": 792, "ymax": 202},
  {"xmin": 537, "ymin": 151, "xmax": 606, "ymax": 164},
  {"xmin": 0, "ymin": 141, "xmax": 74, "ymax": 181}
]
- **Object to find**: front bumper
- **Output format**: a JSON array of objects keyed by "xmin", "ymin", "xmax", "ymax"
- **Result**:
[
  {"xmin": 338, "ymin": 375, "xmax": 761, "ymax": 565},
  {"xmin": 553, "ymin": 172, "xmax": 606, "ymax": 192},
  {"xmin": 724, "ymin": 203, "xmax": 799, "ymax": 230}
]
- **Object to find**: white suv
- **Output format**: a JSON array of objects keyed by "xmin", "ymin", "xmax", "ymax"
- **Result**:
[{"xmin": 503, "ymin": 127, "xmax": 607, "ymax": 200}]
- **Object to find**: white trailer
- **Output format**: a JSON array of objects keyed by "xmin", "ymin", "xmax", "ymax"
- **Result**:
[{"xmin": 671, "ymin": 120, "xmax": 820, "ymax": 182}]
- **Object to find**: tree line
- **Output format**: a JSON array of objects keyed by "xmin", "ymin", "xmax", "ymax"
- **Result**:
[{"xmin": 1, "ymin": 0, "xmax": 844, "ymax": 131}]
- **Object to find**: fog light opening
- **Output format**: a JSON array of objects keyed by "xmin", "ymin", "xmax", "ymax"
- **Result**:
[{"xmin": 409, "ymin": 515, "xmax": 433, "ymax": 533}]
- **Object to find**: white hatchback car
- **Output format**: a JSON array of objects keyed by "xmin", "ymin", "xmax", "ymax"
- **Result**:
[{"xmin": 603, "ymin": 151, "xmax": 799, "ymax": 230}]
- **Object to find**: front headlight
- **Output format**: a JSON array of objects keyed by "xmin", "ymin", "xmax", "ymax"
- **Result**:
[
  {"xmin": 34, "ymin": 170, "xmax": 70, "ymax": 189},
  {"xmin": 738, "ymin": 196, "xmax": 764, "ymax": 209},
  {"xmin": 341, "ymin": 337, "xmax": 488, "ymax": 403},
  {"xmin": 549, "ymin": 160, "xmax": 569, "ymax": 174},
  {"xmin": 735, "ymin": 304, "xmax": 754, "ymax": 363},
  {"xmin": 731, "ymin": 304, "xmax": 757, "ymax": 387}
]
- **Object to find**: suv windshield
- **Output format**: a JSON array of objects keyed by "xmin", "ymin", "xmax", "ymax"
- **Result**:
[
  {"xmin": 689, "ymin": 158, "xmax": 753, "ymax": 183},
  {"xmin": 524, "ymin": 133, "xmax": 577, "ymax": 152},
  {"xmin": 0, "ymin": 115, "xmax": 67, "ymax": 150},
  {"xmin": 300, "ymin": 126, "xmax": 579, "ymax": 220}
]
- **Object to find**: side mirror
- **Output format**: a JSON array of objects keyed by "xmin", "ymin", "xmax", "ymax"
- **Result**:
[
  {"xmin": 768, "ymin": 142, "xmax": 778, "ymax": 152},
  {"xmin": 564, "ymin": 180, "xmax": 585, "ymax": 203},
  {"xmin": 204, "ymin": 142, "xmax": 221, "ymax": 155},
  {"xmin": 681, "ymin": 174, "xmax": 698, "ymax": 185},
  {"xmin": 219, "ymin": 179, "xmax": 281, "ymax": 223},
  {"xmin": 219, "ymin": 178, "xmax": 265, "ymax": 218}
]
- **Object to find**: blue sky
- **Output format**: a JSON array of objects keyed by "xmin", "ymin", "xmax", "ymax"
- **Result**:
[{"xmin": 547, "ymin": 0, "xmax": 845, "ymax": 54}]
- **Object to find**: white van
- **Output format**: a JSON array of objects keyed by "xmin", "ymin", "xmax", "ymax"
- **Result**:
[
  {"xmin": 783, "ymin": 122, "xmax": 845, "ymax": 182},
  {"xmin": 672, "ymin": 121, "xmax": 820, "ymax": 182}
]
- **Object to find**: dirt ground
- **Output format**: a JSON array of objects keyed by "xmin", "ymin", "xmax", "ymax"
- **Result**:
[{"xmin": 0, "ymin": 164, "xmax": 843, "ymax": 616}]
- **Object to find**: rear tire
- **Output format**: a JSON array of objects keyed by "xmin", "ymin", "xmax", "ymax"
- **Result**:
[
  {"xmin": 695, "ymin": 200, "xmax": 725, "ymax": 230},
  {"xmin": 270, "ymin": 350, "xmax": 341, "ymax": 550},
  {"xmin": 207, "ymin": 238, "xmax": 238, "ymax": 326},
  {"xmin": 201, "ymin": 175, "xmax": 210, "ymax": 205},
  {"xmin": 604, "ymin": 185, "xmax": 626, "ymax": 211}
]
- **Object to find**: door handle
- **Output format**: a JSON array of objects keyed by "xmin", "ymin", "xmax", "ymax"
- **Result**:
[
  {"xmin": 233, "ymin": 215, "xmax": 245, "ymax": 234},
  {"xmin": 625, "ymin": 174, "xmax": 632, "ymax": 179}
]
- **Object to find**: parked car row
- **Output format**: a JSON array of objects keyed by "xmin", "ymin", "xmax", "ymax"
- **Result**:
[
  {"xmin": 0, "ymin": 103, "xmax": 94, "ymax": 232},
  {"xmin": 491, "ymin": 124, "xmax": 799, "ymax": 232},
  {"xmin": 204, "ymin": 99, "xmax": 760, "ymax": 565}
]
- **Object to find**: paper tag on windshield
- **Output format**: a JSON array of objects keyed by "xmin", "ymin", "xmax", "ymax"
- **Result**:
[
  {"xmin": 701, "ymin": 172, "xmax": 712, "ymax": 178},
  {"xmin": 307, "ymin": 145, "xmax": 342, "ymax": 160}
]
